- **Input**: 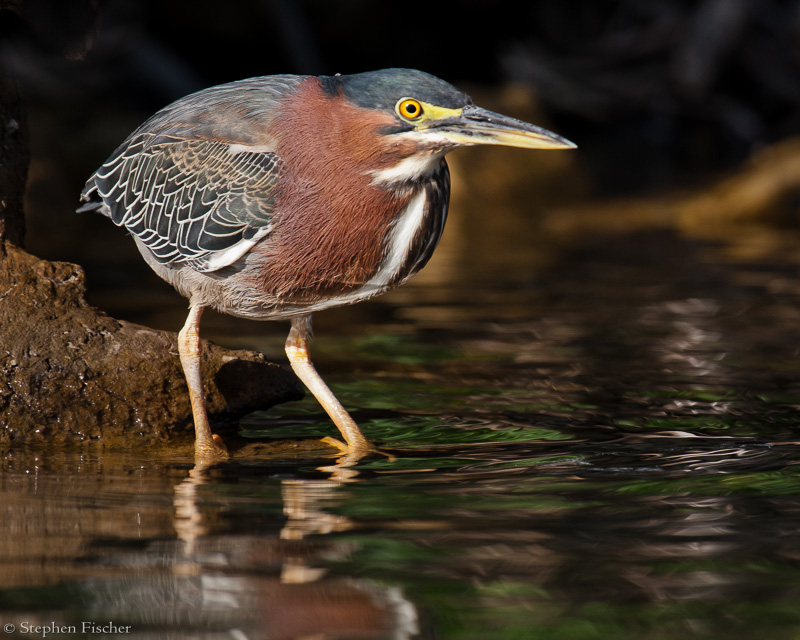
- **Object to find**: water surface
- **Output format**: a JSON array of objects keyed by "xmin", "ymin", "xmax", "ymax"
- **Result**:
[{"xmin": 9, "ymin": 159, "xmax": 800, "ymax": 638}]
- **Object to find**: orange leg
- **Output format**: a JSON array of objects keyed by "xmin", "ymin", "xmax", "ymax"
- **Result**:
[
  {"xmin": 285, "ymin": 315, "xmax": 372, "ymax": 455},
  {"xmin": 178, "ymin": 304, "xmax": 228, "ymax": 460}
]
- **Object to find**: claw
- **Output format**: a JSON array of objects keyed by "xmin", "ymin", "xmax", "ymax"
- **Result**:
[
  {"xmin": 320, "ymin": 435, "xmax": 349, "ymax": 451},
  {"xmin": 320, "ymin": 435, "xmax": 396, "ymax": 462}
]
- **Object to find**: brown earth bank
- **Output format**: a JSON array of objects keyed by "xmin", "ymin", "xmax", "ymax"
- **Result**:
[{"xmin": 0, "ymin": 243, "xmax": 303, "ymax": 446}]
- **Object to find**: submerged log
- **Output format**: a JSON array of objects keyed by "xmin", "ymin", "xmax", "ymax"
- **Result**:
[{"xmin": 677, "ymin": 137, "xmax": 800, "ymax": 230}]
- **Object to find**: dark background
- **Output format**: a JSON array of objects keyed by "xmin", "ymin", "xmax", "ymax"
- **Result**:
[
  {"xmin": 6, "ymin": 0, "xmax": 800, "ymax": 193},
  {"xmin": 4, "ymin": 0, "xmax": 800, "ymax": 326}
]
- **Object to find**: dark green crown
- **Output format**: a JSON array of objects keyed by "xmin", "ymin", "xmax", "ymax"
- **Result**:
[{"xmin": 323, "ymin": 68, "xmax": 472, "ymax": 111}]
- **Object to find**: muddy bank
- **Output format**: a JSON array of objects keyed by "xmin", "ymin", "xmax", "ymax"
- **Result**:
[{"xmin": 0, "ymin": 243, "xmax": 303, "ymax": 445}]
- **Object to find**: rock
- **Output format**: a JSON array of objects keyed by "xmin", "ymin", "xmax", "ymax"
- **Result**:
[{"xmin": 0, "ymin": 243, "xmax": 304, "ymax": 445}]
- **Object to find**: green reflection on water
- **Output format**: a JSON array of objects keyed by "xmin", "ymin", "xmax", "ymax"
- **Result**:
[
  {"xmin": 325, "ymin": 531, "xmax": 800, "ymax": 640},
  {"xmin": 243, "ymin": 410, "xmax": 573, "ymax": 449},
  {"xmin": 317, "ymin": 332, "xmax": 467, "ymax": 365},
  {"xmin": 613, "ymin": 468, "xmax": 800, "ymax": 497},
  {"xmin": 240, "ymin": 367, "xmax": 584, "ymax": 450},
  {"xmin": 313, "ymin": 460, "xmax": 800, "ymax": 639}
]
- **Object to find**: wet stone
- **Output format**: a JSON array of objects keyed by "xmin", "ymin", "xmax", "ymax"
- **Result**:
[{"xmin": 0, "ymin": 243, "xmax": 304, "ymax": 445}]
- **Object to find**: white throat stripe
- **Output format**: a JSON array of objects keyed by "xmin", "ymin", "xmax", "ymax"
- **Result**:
[{"xmin": 370, "ymin": 152, "xmax": 444, "ymax": 185}]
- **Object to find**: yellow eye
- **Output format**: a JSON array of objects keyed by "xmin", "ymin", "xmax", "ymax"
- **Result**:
[{"xmin": 397, "ymin": 98, "xmax": 424, "ymax": 120}]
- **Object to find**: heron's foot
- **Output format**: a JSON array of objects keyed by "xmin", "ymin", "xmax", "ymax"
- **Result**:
[
  {"xmin": 195, "ymin": 433, "xmax": 229, "ymax": 462},
  {"xmin": 320, "ymin": 436, "xmax": 396, "ymax": 462}
]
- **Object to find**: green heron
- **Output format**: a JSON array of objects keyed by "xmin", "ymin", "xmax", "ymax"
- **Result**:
[{"xmin": 78, "ymin": 68, "xmax": 574, "ymax": 460}]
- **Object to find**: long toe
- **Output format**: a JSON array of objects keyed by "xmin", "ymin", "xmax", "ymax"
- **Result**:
[{"xmin": 195, "ymin": 433, "xmax": 229, "ymax": 461}]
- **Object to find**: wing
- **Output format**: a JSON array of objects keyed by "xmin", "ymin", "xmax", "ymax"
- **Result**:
[
  {"xmin": 80, "ymin": 134, "xmax": 281, "ymax": 272},
  {"xmin": 78, "ymin": 75, "xmax": 304, "ymax": 272}
]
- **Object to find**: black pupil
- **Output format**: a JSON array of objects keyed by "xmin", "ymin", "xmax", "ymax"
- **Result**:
[{"xmin": 406, "ymin": 102, "xmax": 418, "ymax": 115}]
